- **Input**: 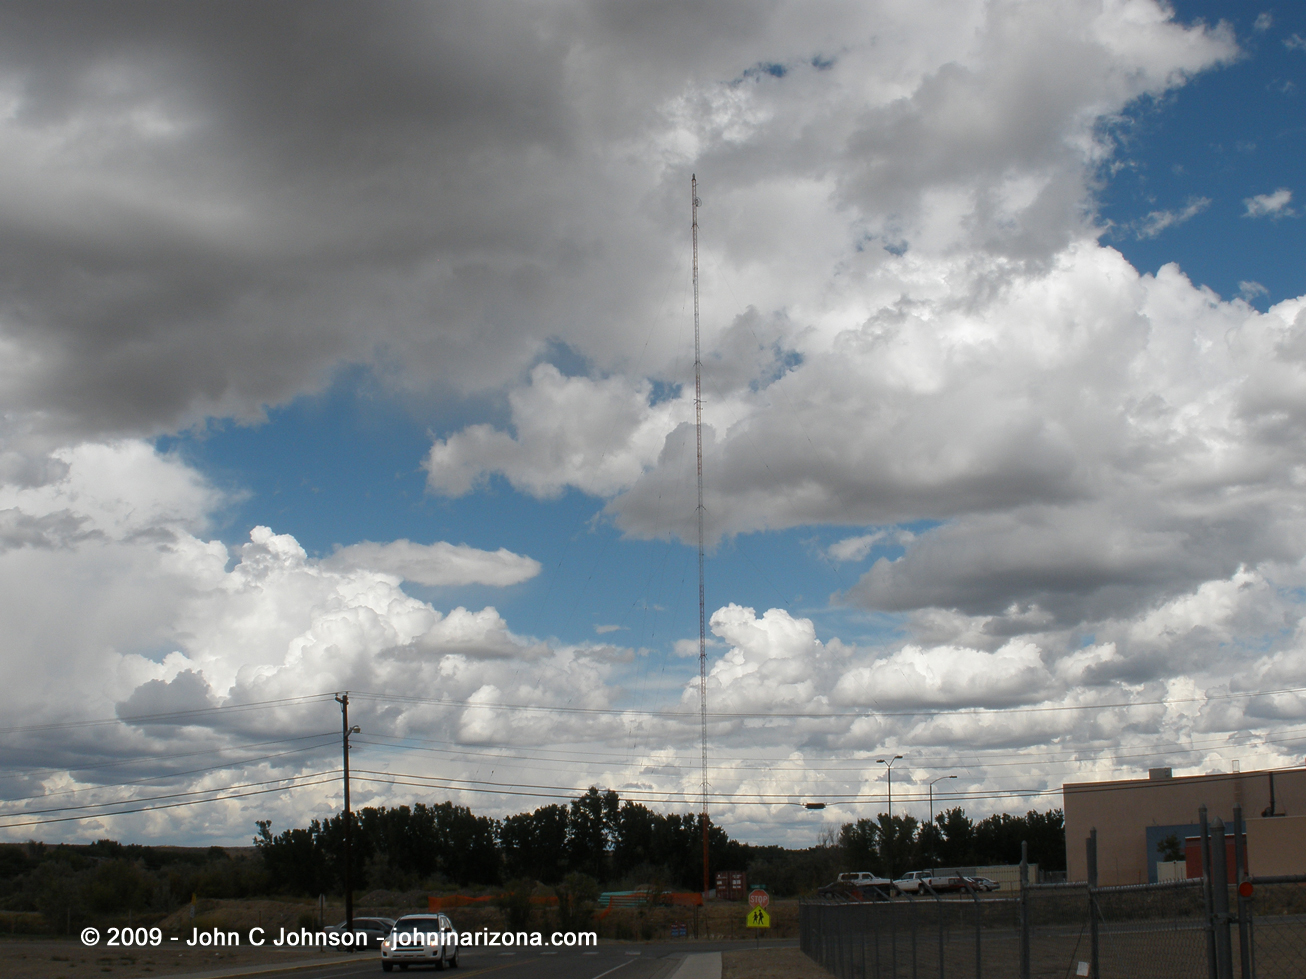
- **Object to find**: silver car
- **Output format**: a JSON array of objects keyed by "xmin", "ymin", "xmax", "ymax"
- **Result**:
[
  {"xmin": 325, "ymin": 917, "xmax": 395, "ymax": 950},
  {"xmin": 381, "ymin": 914, "xmax": 460, "ymax": 971}
]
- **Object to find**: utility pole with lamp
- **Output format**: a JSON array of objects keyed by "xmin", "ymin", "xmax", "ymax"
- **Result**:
[
  {"xmin": 929, "ymin": 774, "xmax": 957, "ymax": 827},
  {"xmin": 336, "ymin": 693, "xmax": 361, "ymax": 931},
  {"xmin": 877, "ymin": 755, "xmax": 904, "ymax": 879}
]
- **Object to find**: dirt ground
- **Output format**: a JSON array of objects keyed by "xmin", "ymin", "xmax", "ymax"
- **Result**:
[
  {"xmin": 722, "ymin": 947, "xmax": 833, "ymax": 979},
  {"xmin": 0, "ymin": 938, "xmax": 356, "ymax": 979}
]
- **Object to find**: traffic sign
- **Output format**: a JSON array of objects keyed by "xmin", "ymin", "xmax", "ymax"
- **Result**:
[
  {"xmin": 748, "ymin": 888, "xmax": 770, "ymax": 909},
  {"xmin": 746, "ymin": 906, "xmax": 771, "ymax": 929}
]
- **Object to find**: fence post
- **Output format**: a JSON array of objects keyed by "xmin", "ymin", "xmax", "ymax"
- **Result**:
[
  {"xmin": 859, "ymin": 904, "xmax": 867, "ymax": 979},
  {"xmin": 1201, "ymin": 805, "xmax": 1216, "ymax": 979},
  {"xmin": 1020, "ymin": 840, "xmax": 1031, "ymax": 979},
  {"xmin": 1233, "ymin": 805, "xmax": 1251, "ymax": 979},
  {"xmin": 968, "ymin": 881, "xmax": 982, "ymax": 979},
  {"xmin": 873, "ymin": 900, "xmax": 881, "ymax": 979},
  {"xmin": 890, "ymin": 893, "xmax": 898, "ymax": 979},
  {"xmin": 1211, "ymin": 818, "xmax": 1234, "ymax": 979},
  {"xmin": 908, "ymin": 891, "xmax": 917, "ymax": 979},
  {"xmin": 937, "ymin": 890, "xmax": 945, "ymax": 979},
  {"xmin": 1087, "ymin": 828, "xmax": 1099, "ymax": 979}
]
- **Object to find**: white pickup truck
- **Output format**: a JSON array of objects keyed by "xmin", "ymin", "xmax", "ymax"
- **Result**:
[
  {"xmin": 817, "ymin": 871, "xmax": 896, "ymax": 900},
  {"xmin": 893, "ymin": 870, "xmax": 969, "ymax": 894}
]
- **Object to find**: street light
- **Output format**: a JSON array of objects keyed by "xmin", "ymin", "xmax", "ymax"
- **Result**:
[
  {"xmin": 876, "ymin": 755, "xmax": 904, "ymax": 821},
  {"xmin": 929, "ymin": 774, "xmax": 957, "ymax": 827},
  {"xmin": 876, "ymin": 755, "xmax": 904, "ymax": 881}
]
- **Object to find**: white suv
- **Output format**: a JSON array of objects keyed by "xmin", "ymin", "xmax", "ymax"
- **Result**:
[{"xmin": 381, "ymin": 914, "xmax": 459, "ymax": 971}]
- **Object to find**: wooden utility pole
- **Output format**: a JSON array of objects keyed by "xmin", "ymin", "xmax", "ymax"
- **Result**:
[{"xmin": 336, "ymin": 693, "xmax": 359, "ymax": 930}]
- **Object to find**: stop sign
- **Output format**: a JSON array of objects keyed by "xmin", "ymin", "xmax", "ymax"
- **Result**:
[{"xmin": 748, "ymin": 889, "xmax": 770, "ymax": 909}]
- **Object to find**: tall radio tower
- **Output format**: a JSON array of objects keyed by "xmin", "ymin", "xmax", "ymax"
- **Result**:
[{"xmin": 692, "ymin": 174, "xmax": 709, "ymax": 897}]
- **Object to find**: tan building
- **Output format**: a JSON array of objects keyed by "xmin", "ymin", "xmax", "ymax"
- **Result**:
[{"xmin": 1063, "ymin": 767, "xmax": 1306, "ymax": 885}]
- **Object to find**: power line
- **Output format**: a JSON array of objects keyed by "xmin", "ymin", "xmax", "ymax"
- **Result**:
[
  {"xmin": 0, "ymin": 736, "xmax": 340, "ymax": 805},
  {"xmin": 0, "ymin": 771, "xmax": 340, "ymax": 822},
  {"xmin": 351, "ymin": 722, "xmax": 1306, "ymax": 776},
  {"xmin": 346, "ymin": 683, "xmax": 1306, "ymax": 722},
  {"xmin": 0, "ymin": 773, "xmax": 340, "ymax": 829},
  {"xmin": 4, "ymin": 682, "xmax": 1294, "ymax": 740},
  {"xmin": 0, "ymin": 693, "xmax": 339, "ymax": 737},
  {"xmin": 0, "ymin": 731, "xmax": 339, "ymax": 783}
]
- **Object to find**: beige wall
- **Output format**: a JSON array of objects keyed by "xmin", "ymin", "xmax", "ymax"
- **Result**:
[
  {"xmin": 1063, "ymin": 768, "xmax": 1306, "ymax": 885},
  {"xmin": 1245, "ymin": 814, "xmax": 1306, "ymax": 877}
]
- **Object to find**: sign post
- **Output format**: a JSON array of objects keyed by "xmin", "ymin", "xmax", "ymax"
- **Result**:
[{"xmin": 746, "ymin": 888, "xmax": 770, "ymax": 948}]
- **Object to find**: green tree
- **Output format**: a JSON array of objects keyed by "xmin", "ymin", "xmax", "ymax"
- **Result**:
[
  {"xmin": 501, "ymin": 804, "xmax": 571, "ymax": 883},
  {"xmin": 554, "ymin": 871, "xmax": 599, "ymax": 931},
  {"xmin": 934, "ymin": 807, "xmax": 975, "ymax": 867},
  {"xmin": 838, "ymin": 819, "xmax": 880, "ymax": 875},
  {"xmin": 1157, "ymin": 833, "xmax": 1184, "ymax": 863},
  {"xmin": 568, "ymin": 787, "xmax": 620, "ymax": 880},
  {"xmin": 495, "ymin": 878, "xmax": 535, "ymax": 930}
]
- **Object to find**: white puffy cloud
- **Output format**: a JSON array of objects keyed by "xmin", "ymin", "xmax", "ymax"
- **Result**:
[
  {"xmin": 7, "ymin": 1, "xmax": 1306, "ymax": 846},
  {"xmin": 1, "ymin": 442, "xmax": 1303, "ymax": 847},
  {"xmin": 424, "ymin": 364, "xmax": 689, "ymax": 499},
  {"xmin": 323, "ymin": 538, "xmax": 540, "ymax": 588},
  {"xmin": 1135, "ymin": 196, "xmax": 1210, "ymax": 238},
  {"xmin": 833, "ymin": 640, "xmax": 1053, "ymax": 709},
  {"xmin": 827, "ymin": 529, "xmax": 915, "ymax": 563},
  {"xmin": 1243, "ymin": 188, "xmax": 1294, "ymax": 217}
]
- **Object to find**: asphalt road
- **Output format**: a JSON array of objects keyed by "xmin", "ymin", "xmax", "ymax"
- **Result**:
[{"xmin": 213, "ymin": 941, "xmax": 797, "ymax": 979}]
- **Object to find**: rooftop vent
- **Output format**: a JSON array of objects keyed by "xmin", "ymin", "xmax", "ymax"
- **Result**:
[{"xmin": 1149, "ymin": 768, "xmax": 1173, "ymax": 781}]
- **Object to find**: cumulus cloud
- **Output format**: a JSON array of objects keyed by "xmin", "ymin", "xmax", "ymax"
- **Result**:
[
  {"xmin": 1135, "ymin": 196, "xmax": 1210, "ymax": 238},
  {"xmin": 323, "ymin": 539, "xmax": 540, "ymax": 588},
  {"xmin": 833, "ymin": 640, "xmax": 1053, "ymax": 709},
  {"xmin": 1244, "ymin": 188, "xmax": 1294, "ymax": 217},
  {"xmin": 7, "ymin": 1, "xmax": 1306, "ymax": 846},
  {"xmin": 425, "ymin": 364, "xmax": 689, "ymax": 499},
  {"xmin": 827, "ymin": 529, "xmax": 916, "ymax": 563},
  {"xmin": 2, "ymin": 444, "xmax": 1304, "ymax": 846}
]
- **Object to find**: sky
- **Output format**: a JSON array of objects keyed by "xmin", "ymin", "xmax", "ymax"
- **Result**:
[{"xmin": 2, "ymin": 0, "xmax": 1305, "ymax": 850}]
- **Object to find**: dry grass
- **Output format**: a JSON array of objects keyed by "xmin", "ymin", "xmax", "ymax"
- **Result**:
[
  {"xmin": 722, "ymin": 946, "xmax": 833, "ymax": 979},
  {"xmin": 0, "ymin": 938, "xmax": 356, "ymax": 979}
]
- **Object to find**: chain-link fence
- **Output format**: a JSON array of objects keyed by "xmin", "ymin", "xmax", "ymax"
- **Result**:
[
  {"xmin": 1240, "ymin": 878, "xmax": 1306, "ymax": 979},
  {"xmin": 799, "ymin": 812, "xmax": 1306, "ymax": 979},
  {"xmin": 800, "ymin": 890, "xmax": 1024, "ymax": 979}
]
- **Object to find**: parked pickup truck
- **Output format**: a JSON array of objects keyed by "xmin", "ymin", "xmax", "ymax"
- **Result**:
[
  {"xmin": 817, "ymin": 872, "xmax": 896, "ymax": 901},
  {"xmin": 893, "ymin": 871, "xmax": 971, "ymax": 894}
]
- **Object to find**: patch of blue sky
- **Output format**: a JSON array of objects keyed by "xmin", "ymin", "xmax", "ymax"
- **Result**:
[
  {"xmin": 743, "ymin": 61, "xmax": 787, "ymax": 80},
  {"xmin": 647, "ymin": 379, "xmax": 683, "ymax": 406},
  {"xmin": 160, "ymin": 369, "xmax": 920, "ymax": 670},
  {"xmin": 1096, "ymin": 1, "xmax": 1305, "ymax": 310}
]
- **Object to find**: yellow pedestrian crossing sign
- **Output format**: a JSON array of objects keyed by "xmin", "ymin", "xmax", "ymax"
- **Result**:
[{"xmin": 746, "ymin": 906, "xmax": 771, "ymax": 928}]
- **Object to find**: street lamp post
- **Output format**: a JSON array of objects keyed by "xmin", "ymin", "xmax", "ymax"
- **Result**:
[
  {"xmin": 876, "ymin": 755, "xmax": 904, "ymax": 821},
  {"xmin": 876, "ymin": 755, "xmax": 904, "ymax": 880},
  {"xmin": 929, "ymin": 774, "xmax": 957, "ymax": 827}
]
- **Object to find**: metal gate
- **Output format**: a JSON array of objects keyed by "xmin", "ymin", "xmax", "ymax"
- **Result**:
[{"xmin": 799, "ymin": 806, "xmax": 1306, "ymax": 979}]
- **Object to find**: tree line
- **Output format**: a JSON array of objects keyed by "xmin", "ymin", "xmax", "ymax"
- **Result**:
[
  {"xmin": 0, "ymin": 790, "xmax": 1066, "ymax": 931},
  {"xmin": 253, "ymin": 787, "xmax": 1065, "ymax": 895},
  {"xmin": 255, "ymin": 787, "xmax": 747, "ymax": 894},
  {"xmin": 839, "ymin": 807, "xmax": 1067, "ymax": 878}
]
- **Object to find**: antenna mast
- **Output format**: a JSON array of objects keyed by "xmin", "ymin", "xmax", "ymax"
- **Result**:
[{"xmin": 692, "ymin": 174, "xmax": 709, "ymax": 897}]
